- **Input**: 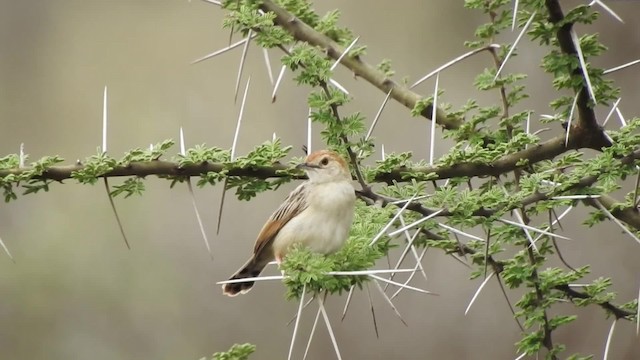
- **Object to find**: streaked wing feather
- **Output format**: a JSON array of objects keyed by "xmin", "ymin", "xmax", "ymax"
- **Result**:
[{"xmin": 253, "ymin": 182, "xmax": 310, "ymax": 255}]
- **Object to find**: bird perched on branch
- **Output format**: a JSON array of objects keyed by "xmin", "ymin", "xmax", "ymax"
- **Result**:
[{"xmin": 222, "ymin": 150, "xmax": 356, "ymax": 296}]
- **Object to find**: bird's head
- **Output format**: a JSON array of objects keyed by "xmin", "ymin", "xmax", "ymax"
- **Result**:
[{"xmin": 296, "ymin": 150, "xmax": 352, "ymax": 183}]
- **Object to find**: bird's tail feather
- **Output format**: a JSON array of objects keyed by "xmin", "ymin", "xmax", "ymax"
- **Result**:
[{"xmin": 222, "ymin": 257, "xmax": 268, "ymax": 296}]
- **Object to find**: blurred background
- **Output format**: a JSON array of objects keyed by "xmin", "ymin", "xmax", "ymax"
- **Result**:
[{"xmin": 0, "ymin": 0, "xmax": 639, "ymax": 359}]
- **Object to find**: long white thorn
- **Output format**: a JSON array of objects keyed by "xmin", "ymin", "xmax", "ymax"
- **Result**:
[
  {"xmin": 514, "ymin": 352, "xmax": 527, "ymax": 360},
  {"xmin": 262, "ymin": 48, "xmax": 274, "ymax": 85},
  {"xmin": 603, "ymin": 319, "xmax": 617, "ymax": 360},
  {"xmin": 372, "ymin": 279, "xmax": 408, "ymax": 326},
  {"xmin": 18, "ymin": 143, "xmax": 25, "ymax": 168},
  {"xmin": 199, "ymin": 0, "xmax": 222, "ymax": 5},
  {"xmin": 570, "ymin": 29, "xmax": 596, "ymax": 103},
  {"xmin": 532, "ymin": 206, "xmax": 574, "ymax": 243},
  {"xmin": 388, "ymin": 209, "xmax": 443, "ymax": 237},
  {"xmin": 271, "ymin": 64, "xmax": 287, "ymax": 102},
  {"xmin": 287, "ymin": 295, "xmax": 315, "ymax": 326},
  {"xmin": 363, "ymin": 88, "xmax": 393, "ymax": 144},
  {"xmin": 465, "ymin": 271, "xmax": 495, "ymax": 315},
  {"xmin": 396, "ymin": 215, "xmax": 428, "ymax": 280},
  {"xmin": 511, "ymin": 0, "xmax": 519, "ymax": 31},
  {"xmin": 589, "ymin": 1, "xmax": 623, "ymax": 24},
  {"xmin": 303, "ymin": 307, "xmax": 321, "ymax": 360},
  {"xmin": 551, "ymin": 195, "xmax": 600, "ymax": 200},
  {"xmin": 410, "ymin": 44, "xmax": 500, "ymax": 89},
  {"xmin": 602, "ymin": 98, "xmax": 621, "ymax": 126},
  {"xmin": 288, "ymin": 284, "xmax": 306, "ymax": 360},
  {"xmin": 0, "ymin": 234, "xmax": 14, "ymax": 262},
  {"xmin": 234, "ymin": 29, "xmax": 252, "ymax": 103},
  {"xmin": 218, "ymin": 77, "xmax": 251, "ymax": 235},
  {"xmin": 636, "ymin": 283, "xmax": 640, "ymax": 336},
  {"xmin": 216, "ymin": 275, "xmax": 285, "ymax": 285},
  {"xmin": 429, "ymin": 72, "xmax": 439, "ymax": 165},
  {"xmin": 329, "ymin": 78, "xmax": 349, "ymax": 95},
  {"xmin": 514, "ymin": 209, "xmax": 539, "ymax": 251},
  {"xmin": 370, "ymin": 194, "xmax": 418, "ymax": 245},
  {"xmin": 307, "ymin": 108, "xmax": 312, "ymax": 153},
  {"xmin": 180, "ymin": 128, "xmax": 213, "ymax": 259},
  {"xmin": 500, "ymin": 218, "xmax": 570, "ymax": 240},
  {"xmin": 330, "ymin": 36, "xmax": 359, "ymax": 71},
  {"xmin": 328, "ymin": 269, "xmax": 417, "ymax": 276},
  {"xmin": 633, "ymin": 170, "xmax": 640, "ymax": 209},
  {"xmin": 234, "ymin": 76, "xmax": 253, "ymax": 156},
  {"xmin": 384, "ymin": 227, "xmax": 422, "ymax": 289},
  {"xmin": 271, "ymin": 44, "xmax": 293, "ymax": 102},
  {"xmin": 615, "ymin": 107, "xmax": 626, "ymax": 127},
  {"xmin": 604, "ymin": 59, "xmax": 640, "ymax": 75},
  {"xmin": 594, "ymin": 199, "xmax": 640, "ymax": 246},
  {"xmin": 438, "ymin": 223, "xmax": 485, "ymax": 242},
  {"xmin": 318, "ymin": 296, "xmax": 342, "ymax": 360},
  {"xmin": 494, "ymin": 11, "xmax": 536, "ymax": 81},
  {"xmin": 565, "ymin": 93, "xmax": 579, "ymax": 146},
  {"xmin": 365, "ymin": 283, "xmax": 379, "ymax": 338},
  {"xmin": 391, "ymin": 246, "xmax": 428, "ymax": 300},
  {"xmin": 341, "ymin": 285, "xmax": 355, "ymax": 321},
  {"xmin": 102, "ymin": 86, "xmax": 108, "ymax": 153},
  {"xmin": 191, "ymin": 36, "xmax": 253, "ymax": 64},
  {"xmin": 369, "ymin": 274, "xmax": 435, "ymax": 295}
]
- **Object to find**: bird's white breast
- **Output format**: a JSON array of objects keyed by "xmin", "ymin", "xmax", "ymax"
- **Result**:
[{"xmin": 273, "ymin": 181, "xmax": 356, "ymax": 257}]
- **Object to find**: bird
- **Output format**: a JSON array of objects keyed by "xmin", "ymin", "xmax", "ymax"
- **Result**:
[{"xmin": 222, "ymin": 149, "xmax": 356, "ymax": 296}]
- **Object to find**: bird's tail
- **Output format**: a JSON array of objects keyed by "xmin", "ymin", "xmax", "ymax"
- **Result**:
[{"xmin": 222, "ymin": 257, "xmax": 268, "ymax": 296}]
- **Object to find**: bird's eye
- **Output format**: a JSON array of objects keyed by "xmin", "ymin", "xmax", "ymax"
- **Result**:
[{"xmin": 320, "ymin": 157, "xmax": 329, "ymax": 166}]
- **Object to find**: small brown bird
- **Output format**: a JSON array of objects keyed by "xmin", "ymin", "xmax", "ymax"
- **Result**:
[{"xmin": 222, "ymin": 150, "xmax": 356, "ymax": 296}]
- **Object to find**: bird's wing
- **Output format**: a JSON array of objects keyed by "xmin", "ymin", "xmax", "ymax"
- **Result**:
[{"xmin": 253, "ymin": 182, "xmax": 310, "ymax": 255}]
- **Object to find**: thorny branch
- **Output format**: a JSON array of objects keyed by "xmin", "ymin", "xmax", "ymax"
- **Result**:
[{"xmin": 257, "ymin": 0, "xmax": 462, "ymax": 130}]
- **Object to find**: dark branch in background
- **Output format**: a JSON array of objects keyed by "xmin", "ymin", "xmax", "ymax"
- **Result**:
[{"xmin": 545, "ymin": 0, "xmax": 611, "ymax": 149}]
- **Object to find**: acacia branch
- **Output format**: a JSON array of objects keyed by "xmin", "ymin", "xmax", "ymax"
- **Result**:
[
  {"xmin": 258, "ymin": 0, "xmax": 462, "ymax": 130},
  {"xmin": 0, "ymin": 135, "xmax": 572, "ymax": 183},
  {"xmin": 545, "ymin": 0, "xmax": 611, "ymax": 149},
  {"xmin": 0, "ymin": 161, "xmax": 298, "ymax": 182},
  {"xmin": 355, "ymin": 186, "xmax": 636, "ymax": 320},
  {"xmin": 361, "ymin": 148, "xmax": 640, "ymax": 230}
]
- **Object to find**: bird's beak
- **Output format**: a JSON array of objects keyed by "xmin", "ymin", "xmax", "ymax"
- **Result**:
[{"xmin": 296, "ymin": 162, "xmax": 319, "ymax": 169}]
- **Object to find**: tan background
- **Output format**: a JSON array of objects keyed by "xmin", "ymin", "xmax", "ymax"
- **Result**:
[{"xmin": 1, "ymin": 0, "xmax": 639, "ymax": 359}]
